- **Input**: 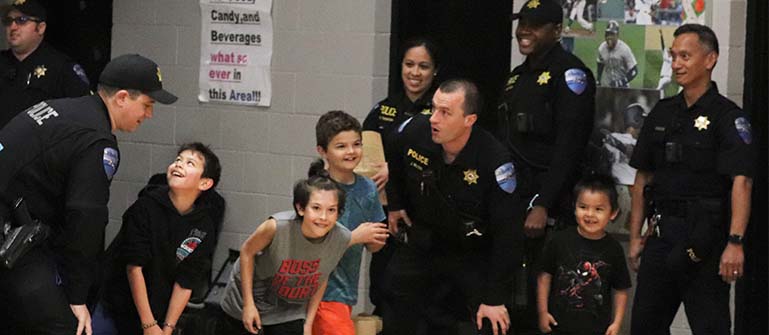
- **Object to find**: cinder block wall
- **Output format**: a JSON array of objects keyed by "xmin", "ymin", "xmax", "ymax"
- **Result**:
[{"xmin": 108, "ymin": 0, "xmax": 392, "ymax": 314}]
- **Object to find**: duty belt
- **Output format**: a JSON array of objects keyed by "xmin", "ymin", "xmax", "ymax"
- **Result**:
[{"xmin": 655, "ymin": 199, "xmax": 688, "ymax": 218}]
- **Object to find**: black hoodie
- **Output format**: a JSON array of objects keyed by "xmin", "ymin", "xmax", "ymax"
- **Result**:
[{"xmin": 101, "ymin": 177, "xmax": 224, "ymax": 329}]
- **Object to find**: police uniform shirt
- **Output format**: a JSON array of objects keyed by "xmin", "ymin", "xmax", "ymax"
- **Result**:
[
  {"xmin": 363, "ymin": 91, "xmax": 432, "ymax": 159},
  {"xmin": 0, "ymin": 95, "xmax": 118, "ymax": 304},
  {"xmin": 386, "ymin": 114, "xmax": 520, "ymax": 305},
  {"xmin": 630, "ymin": 82, "xmax": 755, "ymax": 199},
  {"xmin": 497, "ymin": 43, "xmax": 596, "ymax": 211},
  {"xmin": 0, "ymin": 43, "xmax": 91, "ymax": 128}
]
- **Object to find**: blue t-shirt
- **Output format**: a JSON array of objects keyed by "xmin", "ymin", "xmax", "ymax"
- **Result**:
[{"xmin": 322, "ymin": 174, "xmax": 385, "ymax": 305}]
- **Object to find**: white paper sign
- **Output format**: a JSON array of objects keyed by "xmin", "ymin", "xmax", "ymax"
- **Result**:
[{"xmin": 199, "ymin": 0, "xmax": 273, "ymax": 106}]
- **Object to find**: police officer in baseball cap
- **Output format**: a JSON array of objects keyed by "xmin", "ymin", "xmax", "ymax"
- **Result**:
[
  {"xmin": 0, "ymin": 54, "xmax": 175, "ymax": 335},
  {"xmin": 511, "ymin": 0, "xmax": 563, "ymax": 24}
]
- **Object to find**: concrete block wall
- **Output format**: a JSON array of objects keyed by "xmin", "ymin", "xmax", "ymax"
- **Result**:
[{"xmin": 108, "ymin": 0, "xmax": 392, "ymax": 314}]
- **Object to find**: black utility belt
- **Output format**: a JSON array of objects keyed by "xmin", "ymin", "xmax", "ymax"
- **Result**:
[
  {"xmin": 0, "ymin": 198, "xmax": 49, "ymax": 269},
  {"xmin": 653, "ymin": 197, "xmax": 724, "ymax": 218}
]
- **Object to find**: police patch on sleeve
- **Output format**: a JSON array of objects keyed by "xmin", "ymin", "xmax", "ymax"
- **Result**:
[
  {"xmin": 103, "ymin": 147, "xmax": 119, "ymax": 180},
  {"xmin": 73, "ymin": 64, "xmax": 89, "ymax": 85},
  {"xmin": 734, "ymin": 117, "xmax": 752, "ymax": 144},
  {"xmin": 495, "ymin": 162, "xmax": 517, "ymax": 194},
  {"xmin": 564, "ymin": 68, "xmax": 588, "ymax": 95}
]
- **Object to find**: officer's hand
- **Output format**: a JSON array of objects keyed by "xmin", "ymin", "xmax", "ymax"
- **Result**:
[
  {"xmin": 371, "ymin": 162, "xmax": 389, "ymax": 191},
  {"xmin": 144, "ymin": 324, "xmax": 163, "ymax": 335},
  {"xmin": 718, "ymin": 243, "xmax": 744, "ymax": 283},
  {"xmin": 628, "ymin": 236, "xmax": 644, "ymax": 272},
  {"xmin": 387, "ymin": 210, "xmax": 412, "ymax": 235},
  {"xmin": 69, "ymin": 304, "xmax": 92, "ymax": 335},
  {"xmin": 538, "ymin": 311, "xmax": 557, "ymax": 334},
  {"xmin": 524, "ymin": 206, "xmax": 548, "ymax": 238},
  {"xmin": 476, "ymin": 304, "xmax": 510, "ymax": 335},
  {"xmin": 351, "ymin": 222, "xmax": 388, "ymax": 246}
]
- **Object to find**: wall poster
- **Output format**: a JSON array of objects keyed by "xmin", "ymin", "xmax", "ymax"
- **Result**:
[{"xmin": 199, "ymin": 0, "xmax": 273, "ymax": 107}]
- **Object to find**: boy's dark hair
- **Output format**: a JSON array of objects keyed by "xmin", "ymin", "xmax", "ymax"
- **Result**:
[
  {"xmin": 401, "ymin": 36, "xmax": 441, "ymax": 73},
  {"xmin": 573, "ymin": 173, "xmax": 619, "ymax": 211},
  {"xmin": 315, "ymin": 110, "xmax": 361, "ymax": 149},
  {"xmin": 178, "ymin": 142, "xmax": 221, "ymax": 188},
  {"xmin": 292, "ymin": 174, "xmax": 346, "ymax": 219},
  {"xmin": 437, "ymin": 79, "xmax": 482, "ymax": 116},
  {"xmin": 674, "ymin": 23, "xmax": 719, "ymax": 54}
]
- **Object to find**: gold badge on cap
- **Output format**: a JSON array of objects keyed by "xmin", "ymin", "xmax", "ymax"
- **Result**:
[
  {"xmin": 156, "ymin": 67, "xmax": 163, "ymax": 82},
  {"xmin": 14, "ymin": 0, "xmax": 26, "ymax": 5},
  {"xmin": 527, "ymin": 0, "xmax": 540, "ymax": 9},
  {"xmin": 463, "ymin": 169, "xmax": 479, "ymax": 185},
  {"xmin": 33, "ymin": 65, "xmax": 47, "ymax": 79},
  {"xmin": 694, "ymin": 115, "xmax": 710, "ymax": 131},
  {"xmin": 537, "ymin": 71, "xmax": 551, "ymax": 85}
]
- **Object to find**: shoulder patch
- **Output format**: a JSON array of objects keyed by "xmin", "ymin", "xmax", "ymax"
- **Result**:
[
  {"xmin": 495, "ymin": 162, "xmax": 517, "ymax": 194},
  {"xmin": 103, "ymin": 147, "xmax": 119, "ymax": 180},
  {"xmin": 397, "ymin": 117, "xmax": 414, "ymax": 133},
  {"xmin": 72, "ymin": 64, "xmax": 89, "ymax": 85},
  {"xmin": 564, "ymin": 68, "xmax": 588, "ymax": 95},
  {"xmin": 735, "ymin": 117, "xmax": 752, "ymax": 144},
  {"xmin": 0, "ymin": 142, "xmax": 3, "ymax": 153}
]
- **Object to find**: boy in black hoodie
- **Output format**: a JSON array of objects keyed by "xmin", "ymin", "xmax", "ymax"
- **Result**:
[{"xmin": 93, "ymin": 142, "xmax": 224, "ymax": 335}]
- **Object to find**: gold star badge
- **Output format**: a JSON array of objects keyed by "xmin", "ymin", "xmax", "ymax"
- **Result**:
[
  {"xmin": 694, "ymin": 115, "xmax": 710, "ymax": 131},
  {"xmin": 527, "ymin": 0, "xmax": 540, "ymax": 9},
  {"xmin": 14, "ymin": 0, "xmax": 26, "ymax": 5},
  {"xmin": 33, "ymin": 65, "xmax": 47, "ymax": 78},
  {"xmin": 463, "ymin": 169, "xmax": 479, "ymax": 185},
  {"xmin": 156, "ymin": 67, "xmax": 163, "ymax": 82},
  {"xmin": 537, "ymin": 71, "xmax": 551, "ymax": 85}
]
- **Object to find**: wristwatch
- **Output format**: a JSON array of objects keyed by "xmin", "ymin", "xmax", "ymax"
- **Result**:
[{"xmin": 728, "ymin": 234, "xmax": 744, "ymax": 245}]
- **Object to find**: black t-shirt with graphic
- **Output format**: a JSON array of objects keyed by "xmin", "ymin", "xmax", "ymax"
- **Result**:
[{"xmin": 539, "ymin": 227, "xmax": 632, "ymax": 334}]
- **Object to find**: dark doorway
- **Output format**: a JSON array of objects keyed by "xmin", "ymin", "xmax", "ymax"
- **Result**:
[
  {"xmin": 736, "ymin": 1, "xmax": 768, "ymax": 334},
  {"xmin": 389, "ymin": 0, "xmax": 513, "ymax": 130},
  {"xmin": 38, "ymin": 0, "xmax": 112, "ymax": 90}
]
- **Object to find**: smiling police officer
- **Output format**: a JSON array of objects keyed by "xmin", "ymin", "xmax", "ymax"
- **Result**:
[
  {"xmin": 0, "ymin": 54, "xmax": 177, "ymax": 335},
  {"xmin": 0, "ymin": 0, "xmax": 91, "ymax": 128}
]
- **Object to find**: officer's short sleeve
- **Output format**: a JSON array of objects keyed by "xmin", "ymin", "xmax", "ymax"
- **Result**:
[
  {"xmin": 362, "ymin": 103, "xmax": 381, "ymax": 132},
  {"xmin": 59, "ymin": 139, "xmax": 117, "ymax": 304},
  {"xmin": 716, "ymin": 109, "xmax": 755, "ymax": 178}
]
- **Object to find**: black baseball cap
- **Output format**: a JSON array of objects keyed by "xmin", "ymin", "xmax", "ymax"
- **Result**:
[
  {"xmin": 511, "ymin": 0, "xmax": 563, "ymax": 25},
  {"xmin": 1, "ymin": 0, "xmax": 47, "ymax": 21},
  {"xmin": 99, "ymin": 54, "xmax": 178, "ymax": 105}
]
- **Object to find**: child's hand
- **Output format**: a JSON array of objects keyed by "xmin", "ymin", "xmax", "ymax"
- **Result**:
[
  {"xmin": 351, "ymin": 222, "xmax": 389, "ymax": 246},
  {"xmin": 143, "ymin": 324, "xmax": 163, "ymax": 335},
  {"xmin": 538, "ymin": 312, "xmax": 557, "ymax": 334},
  {"xmin": 242, "ymin": 304, "xmax": 262, "ymax": 334},
  {"xmin": 604, "ymin": 321, "xmax": 621, "ymax": 335}
]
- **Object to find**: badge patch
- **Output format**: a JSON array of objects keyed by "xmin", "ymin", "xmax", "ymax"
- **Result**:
[
  {"xmin": 463, "ymin": 169, "xmax": 479, "ymax": 185},
  {"xmin": 0, "ymin": 142, "xmax": 4, "ymax": 152},
  {"xmin": 176, "ymin": 237, "xmax": 202, "ymax": 261},
  {"xmin": 694, "ymin": 115, "xmax": 710, "ymax": 131},
  {"xmin": 103, "ymin": 147, "xmax": 119, "ymax": 180},
  {"xmin": 565, "ymin": 68, "xmax": 588, "ymax": 95},
  {"xmin": 495, "ymin": 162, "xmax": 517, "ymax": 194},
  {"xmin": 73, "ymin": 64, "xmax": 89, "ymax": 85},
  {"xmin": 33, "ymin": 65, "xmax": 47, "ymax": 79},
  {"xmin": 537, "ymin": 71, "xmax": 551, "ymax": 85},
  {"xmin": 735, "ymin": 117, "xmax": 752, "ymax": 144}
]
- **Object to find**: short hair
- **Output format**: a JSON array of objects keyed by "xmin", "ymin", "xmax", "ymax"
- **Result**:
[
  {"xmin": 436, "ymin": 79, "xmax": 482, "ymax": 116},
  {"xmin": 315, "ymin": 110, "xmax": 361, "ymax": 149},
  {"xmin": 573, "ymin": 174, "xmax": 619, "ymax": 212},
  {"xmin": 177, "ymin": 142, "xmax": 221, "ymax": 188},
  {"xmin": 96, "ymin": 84, "xmax": 142, "ymax": 99},
  {"xmin": 674, "ymin": 23, "xmax": 719, "ymax": 54},
  {"xmin": 292, "ymin": 175, "xmax": 346, "ymax": 219},
  {"xmin": 401, "ymin": 36, "xmax": 441, "ymax": 72}
]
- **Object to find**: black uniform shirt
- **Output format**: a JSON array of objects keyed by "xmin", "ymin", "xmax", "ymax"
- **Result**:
[
  {"xmin": 497, "ymin": 44, "xmax": 595, "ymax": 211},
  {"xmin": 387, "ymin": 114, "xmax": 521, "ymax": 305},
  {"xmin": 0, "ymin": 43, "xmax": 91, "ymax": 128},
  {"xmin": 363, "ymin": 91, "xmax": 432, "ymax": 160},
  {"xmin": 630, "ymin": 83, "xmax": 755, "ymax": 199},
  {"xmin": 0, "ymin": 94, "xmax": 118, "ymax": 304}
]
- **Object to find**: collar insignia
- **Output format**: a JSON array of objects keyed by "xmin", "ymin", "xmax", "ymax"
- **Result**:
[
  {"xmin": 694, "ymin": 115, "xmax": 710, "ymax": 131},
  {"xmin": 506, "ymin": 74, "xmax": 520, "ymax": 90},
  {"xmin": 527, "ymin": 0, "xmax": 540, "ymax": 9},
  {"xmin": 33, "ymin": 65, "xmax": 47, "ymax": 78},
  {"xmin": 463, "ymin": 169, "xmax": 479, "ymax": 185},
  {"xmin": 537, "ymin": 71, "xmax": 551, "ymax": 85}
]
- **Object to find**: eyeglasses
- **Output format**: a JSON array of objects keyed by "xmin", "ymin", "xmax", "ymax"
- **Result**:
[{"xmin": 2, "ymin": 16, "xmax": 42, "ymax": 27}]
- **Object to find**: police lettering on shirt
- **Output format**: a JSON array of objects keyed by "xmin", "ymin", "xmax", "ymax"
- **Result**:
[
  {"xmin": 407, "ymin": 148, "xmax": 429, "ymax": 170},
  {"xmin": 26, "ymin": 101, "xmax": 59, "ymax": 125}
]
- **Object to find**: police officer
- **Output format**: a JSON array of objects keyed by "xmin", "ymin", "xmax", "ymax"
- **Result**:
[
  {"xmin": 0, "ymin": 54, "xmax": 177, "ymax": 335},
  {"xmin": 628, "ymin": 24, "xmax": 754, "ymax": 334},
  {"xmin": 498, "ymin": 1, "xmax": 595, "ymax": 333},
  {"xmin": 386, "ymin": 79, "xmax": 520, "ymax": 335},
  {"xmin": 0, "ymin": 0, "xmax": 91, "ymax": 128}
]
